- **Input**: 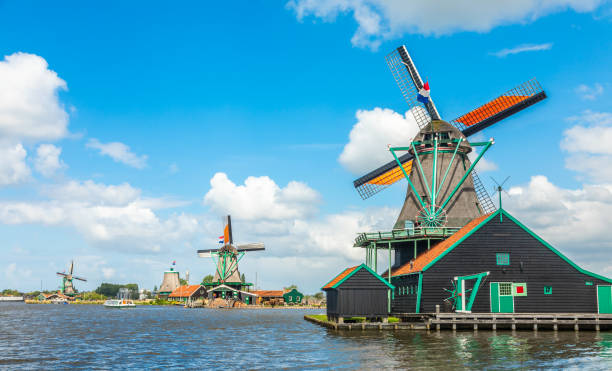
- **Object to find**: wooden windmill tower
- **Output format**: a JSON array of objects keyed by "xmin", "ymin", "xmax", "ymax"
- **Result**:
[
  {"xmin": 56, "ymin": 260, "xmax": 86, "ymax": 297},
  {"xmin": 354, "ymin": 45, "xmax": 546, "ymax": 275},
  {"xmin": 197, "ymin": 215, "xmax": 264, "ymax": 304}
]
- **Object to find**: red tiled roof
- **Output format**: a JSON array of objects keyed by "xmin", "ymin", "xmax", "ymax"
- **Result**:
[
  {"xmin": 168, "ymin": 285, "xmax": 203, "ymax": 298},
  {"xmin": 322, "ymin": 265, "xmax": 359, "ymax": 290},
  {"xmin": 389, "ymin": 213, "xmax": 492, "ymax": 277},
  {"xmin": 251, "ymin": 290, "xmax": 284, "ymax": 297}
]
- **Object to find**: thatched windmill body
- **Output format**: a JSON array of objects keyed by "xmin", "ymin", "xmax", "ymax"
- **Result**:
[{"xmin": 56, "ymin": 260, "xmax": 86, "ymax": 297}]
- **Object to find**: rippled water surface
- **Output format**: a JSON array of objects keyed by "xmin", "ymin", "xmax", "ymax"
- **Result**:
[{"xmin": 1, "ymin": 303, "xmax": 612, "ymax": 369}]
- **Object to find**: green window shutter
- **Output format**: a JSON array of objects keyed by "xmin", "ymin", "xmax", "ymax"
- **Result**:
[
  {"xmin": 586, "ymin": 281, "xmax": 594, "ymax": 286},
  {"xmin": 544, "ymin": 286, "xmax": 552, "ymax": 295},
  {"xmin": 496, "ymin": 253, "xmax": 510, "ymax": 266}
]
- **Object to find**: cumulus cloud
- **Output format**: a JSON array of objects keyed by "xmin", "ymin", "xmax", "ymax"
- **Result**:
[
  {"xmin": 287, "ymin": 0, "xmax": 603, "ymax": 49},
  {"xmin": 34, "ymin": 144, "xmax": 65, "ymax": 177},
  {"xmin": 204, "ymin": 172, "xmax": 320, "ymax": 220},
  {"xmin": 0, "ymin": 52, "xmax": 69, "ymax": 141},
  {"xmin": 338, "ymin": 107, "xmax": 419, "ymax": 174},
  {"xmin": 561, "ymin": 110, "xmax": 612, "ymax": 182},
  {"xmin": 0, "ymin": 180, "xmax": 200, "ymax": 252},
  {"xmin": 505, "ymin": 175, "xmax": 612, "ymax": 274},
  {"xmin": 87, "ymin": 139, "xmax": 148, "ymax": 169},
  {"xmin": 491, "ymin": 43, "xmax": 553, "ymax": 58},
  {"xmin": 575, "ymin": 83, "xmax": 604, "ymax": 100},
  {"xmin": 0, "ymin": 142, "xmax": 30, "ymax": 185}
]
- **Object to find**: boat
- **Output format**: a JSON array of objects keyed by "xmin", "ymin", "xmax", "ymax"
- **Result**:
[
  {"xmin": 104, "ymin": 288, "xmax": 136, "ymax": 308},
  {"xmin": 103, "ymin": 299, "xmax": 135, "ymax": 308}
]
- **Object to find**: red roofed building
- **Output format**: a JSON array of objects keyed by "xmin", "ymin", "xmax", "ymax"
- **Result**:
[{"xmin": 168, "ymin": 285, "xmax": 206, "ymax": 304}]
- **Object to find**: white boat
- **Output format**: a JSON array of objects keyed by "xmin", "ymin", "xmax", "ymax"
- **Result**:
[
  {"xmin": 104, "ymin": 288, "xmax": 136, "ymax": 308},
  {"xmin": 103, "ymin": 299, "xmax": 135, "ymax": 308}
]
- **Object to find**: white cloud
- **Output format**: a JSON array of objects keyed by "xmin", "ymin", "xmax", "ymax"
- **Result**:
[
  {"xmin": 87, "ymin": 139, "xmax": 148, "ymax": 169},
  {"xmin": 0, "ymin": 180, "xmax": 200, "ymax": 252},
  {"xmin": 338, "ymin": 107, "xmax": 419, "ymax": 174},
  {"xmin": 561, "ymin": 110, "xmax": 612, "ymax": 182},
  {"xmin": 491, "ymin": 43, "xmax": 553, "ymax": 58},
  {"xmin": 34, "ymin": 144, "xmax": 65, "ymax": 177},
  {"xmin": 505, "ymin": 175, "xmax": 612, "ymax": 274},
  {"xmin": 575, "ymin": 83, "xmax": 604, "ymax": 100},
  {"xmin": 204, "ymin": 172, "xmax": 320, "ymax": 220},
  {"xmin": 0, "ymin": 142, "xmax": 30, "ymax": 185},
  {"xmin": 287, "ymin": 0, "xmax": 602, "ymax": 49},
  {"xmin": 0, "ymin": 52, "xmax": 69, "ymax": 141}
]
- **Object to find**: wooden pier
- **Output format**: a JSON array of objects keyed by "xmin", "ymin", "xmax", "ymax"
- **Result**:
[{"xmin": 305, "ymin": 313, "xmax": 612, "ymax": 332}]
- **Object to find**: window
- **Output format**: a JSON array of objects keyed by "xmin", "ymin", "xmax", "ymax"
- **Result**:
[
  {"xmin": 544, "ymin": 286, "xmax": 552, "ymax": 295},
  {"xmin": 496, "ymin": 253, "xmax": 510, "ymax": 266},
  {"xmin": 586, "ymin": 281, "xmax": 594, "ymax": 286},
  {"xmin": 499, "ymin": 282, "xmax": 512, "ymax": 296}
]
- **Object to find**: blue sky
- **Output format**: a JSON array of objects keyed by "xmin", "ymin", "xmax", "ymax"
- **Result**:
[{"xmin": 1, "ymin": 1, "xmax": 612, "ymax": 293}]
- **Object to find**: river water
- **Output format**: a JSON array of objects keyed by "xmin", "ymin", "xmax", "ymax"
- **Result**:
[{"xmin": 1, "ymin": 303, "xmax": 611, "ymax": 369}]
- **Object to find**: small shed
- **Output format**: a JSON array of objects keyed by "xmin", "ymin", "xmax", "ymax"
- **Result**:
[
  {"xmin": 283, "ymin": 289, "xmax": 304, "ymax": 304},
  {"xmin": 168, "ymin": 285, "xmax": 206, "ymax": 304},
  {"xmin": 322, "ymin": 264, "xmax": 394, "ymax": 323}
]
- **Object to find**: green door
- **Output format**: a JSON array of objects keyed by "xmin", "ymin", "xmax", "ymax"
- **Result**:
[
  {"xmin": 490, "ymin": 282, "xmax": 514, "ymax": 313},
  {"xmin": 598, "ymin": 286, "xmax": 612, "ymax": 314}
]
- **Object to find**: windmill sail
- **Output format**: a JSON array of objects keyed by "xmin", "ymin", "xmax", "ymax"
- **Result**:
[
  {"xmin": 449, "ymin": 79, "xmax": 546, "ymax": 136},
  {"xmin": 386, "ymin": 46, "xmax": 441, "ymax": 127}
]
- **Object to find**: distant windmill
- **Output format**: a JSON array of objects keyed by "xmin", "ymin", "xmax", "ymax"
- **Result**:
[
  {"xmin": 352, "ymin": 45, "xmax": 546, "ymax": 229},
  {"xmin": 56, "ymin": 260, "xmax": 86, "ymax": 296},
  {"xmin": 197, "ymin": 215, "xmax": 264, "ymax": 305},
  {"xmin": 198, "ymin": 216, "xmax": 264, "ymax": 285}
]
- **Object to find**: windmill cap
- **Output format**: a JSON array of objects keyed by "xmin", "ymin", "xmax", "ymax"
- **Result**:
[{"xmin": 412, "ymin": 120, "xmax": 472, "ymax": 153}]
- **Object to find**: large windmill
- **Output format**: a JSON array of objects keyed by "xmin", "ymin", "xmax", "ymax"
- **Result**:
[
  {"xmin": 354, "ymin": 46, "xmax": 546, "ymax": 229},
  {"xmin": 354, "ymin": 45, "xmax": 546, "ymax": 276},
  {"xmin": 56, "ymin": 260, "xmax": 87, "ymax": 297},
  {"xmin": 197, "ymin": 215, "xmax": 263, "ymax": 304}
]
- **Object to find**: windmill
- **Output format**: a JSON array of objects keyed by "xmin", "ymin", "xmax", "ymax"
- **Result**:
[
  {"xmin": 197, "ymin": 215, "xmax": 263, "ymax": 304},
  {"xmin": 353, "ymin": 46, "xmax": 546, "ymax": 229},
  {"xmin": 56, "ymin": 260, "xmax": 86, "ymax": 297}
]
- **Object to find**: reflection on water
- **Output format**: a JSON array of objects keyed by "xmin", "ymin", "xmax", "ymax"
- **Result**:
[{"xmin": 1, "ymin": 303, "xmax": 611, "ymax": 369}]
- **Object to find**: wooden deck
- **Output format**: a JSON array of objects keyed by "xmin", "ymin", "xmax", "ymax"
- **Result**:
[{"xmin": 305, "ymin": 313, "xmax": 612, "ymax": 332}]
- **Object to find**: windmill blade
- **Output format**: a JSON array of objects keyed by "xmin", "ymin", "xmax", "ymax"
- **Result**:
[
  {"xmin": 236, "ymin": 243, "xmax": 265, "ymax": 252},
  {"xmin": 73, "ymin": 276, "xmax": 87, "ymax": 282},
  {"xmin": 471, "ymin": 170, "xmax": 496, "ymax": 214},
  {"xmin": 353, "ymin": 152, "xmax": 414, "ymax": 200},
  {"xmin": 69, "ymin": 260, "xmax": 74, "ymax": 275},
  {"xmin": 450, "ymin": 79, "xmax": 546, "ymax": 137},
  {"xmin": 386, "ymin": 46, "xmax": 441, "ymax": 128},
  {"xmin": 197, "ymin": 248, "xmax": 220, "ymax": 258},
  {"xmin": 56, "ymin": 272, "xmax": 68, "ymax": 277}
]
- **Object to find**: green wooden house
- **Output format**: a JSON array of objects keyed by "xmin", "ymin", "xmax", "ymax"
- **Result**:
[{"xmin": 283, "ymin": 288, "xmax": 304, "ymax": 304}]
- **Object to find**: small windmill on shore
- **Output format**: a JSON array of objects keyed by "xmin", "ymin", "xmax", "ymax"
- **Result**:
[
  {"xmin": 353, "ymin": 45, "xmax": 546, "ymax": 229},
  {"xmin": 56, "ymin": 260, "xmax": 86, "ymax": 297}
]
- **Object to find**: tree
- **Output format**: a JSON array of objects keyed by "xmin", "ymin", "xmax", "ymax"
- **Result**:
[
  {"xmin": 179, "ymin": 278, "xmax": 188, "ymax": 286},
  {"xmin": 241, "ymin": 273, "xmax": 245, "ymax": 283},
  {"xmin": 95, "ymin": 283, "xmax": 139, "ymax": 298},
  {"xmin": 283, "ymin": 284, "xmax": 298, "ymax": 291},
  {"xmin": 313, "ymin": 292, "xmax": 324, "ymax": 300},
  {"xmin": 153, "ymin": 285, "xmax": 158, "ymax": 293},
  {"xmin": 201, "ymin": 274, "xmax": 214, "ymax": 285}
]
